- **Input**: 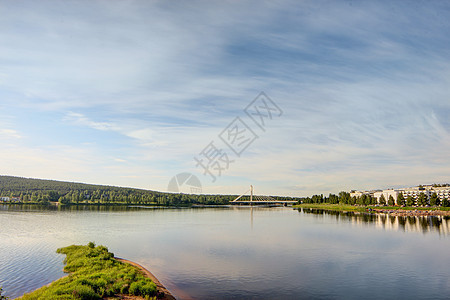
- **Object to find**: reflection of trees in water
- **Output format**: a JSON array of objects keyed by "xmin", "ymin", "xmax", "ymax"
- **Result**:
[
  {"xmin": 380, "ymin": 214, "xmax": 387, "ymax": 228},
  {"xmin": 397, "ymin": 216, "xmax": 406, "ymax": 231},
  {"xmin": 299, "ymin": 208, "xmax": 449, "ymax": 235},
  {"xmin": 0, "ymin": 203, "xmax": 180, "ymax": 213}
]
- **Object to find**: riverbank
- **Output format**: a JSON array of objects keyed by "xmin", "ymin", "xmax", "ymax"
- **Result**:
[
  {"xmin": 17, "ymin": 243, "xmax": 176, "ymax": 300},
  {"xmin": 294, "ymin": 203, "xmax": 450, "ymax": 216},
  {"xmin": 115, "ymin": 258, "xmax": 175, "ymax": 300}
]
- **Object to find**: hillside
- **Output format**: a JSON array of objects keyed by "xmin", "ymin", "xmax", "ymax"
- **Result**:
[
  {"xmin": 0, "ymin": 175, "xmax": 236, "ymax": 205},
  {"xmin": 0, "ymin": 175, "xmax": 300, "ymax": 205}
]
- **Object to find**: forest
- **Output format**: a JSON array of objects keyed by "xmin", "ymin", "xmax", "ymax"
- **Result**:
[{"xmin": 0, "ymin": 176, "xmax": 301, "ymax": 206}]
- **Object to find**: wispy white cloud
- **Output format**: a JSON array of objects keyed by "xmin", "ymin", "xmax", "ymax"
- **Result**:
[{"xmin": 0, "ymin": 128, "xmax": 21, "ymax": 139}]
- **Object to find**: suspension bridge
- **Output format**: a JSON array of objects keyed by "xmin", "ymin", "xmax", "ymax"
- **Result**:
[{"xmin": 231, "ymin": 185, "xmax": 297, "ymax": 206}]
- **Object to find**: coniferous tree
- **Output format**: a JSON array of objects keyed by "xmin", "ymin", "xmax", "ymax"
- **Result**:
[
  {"xmin": 406, "ymin": 196, "xmax": 414, "ymax": 207},
  {"xmin": 418, "ymin": 193, "xmax": 428, "ymax": 206},
  {"xmin": 429, "ymin": 193, "xmax": 438, "ymax": 206},
  {"xmin": 397, "ymin": 193, "xmax": 405, "ymax": 206},
  {"xmin": 388, "ymin": 195, "xmax": 395, "ymax": 206}
]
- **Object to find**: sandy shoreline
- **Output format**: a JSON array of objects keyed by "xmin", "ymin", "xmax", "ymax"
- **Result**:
[{"xmin": 115, "ymin": 258, "xmax": 176, "ymax": 300}]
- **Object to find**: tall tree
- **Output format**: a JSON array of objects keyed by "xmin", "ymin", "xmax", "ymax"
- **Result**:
[
  {"xmin": 418, "ymin": 193, "xmax": 428, "ymax": 206},
  {"xmin": 388, "ymin": 195, "xmax": 395, "ymax": 206},
  {"xmin": 397, "ymin": 193, "xmax": 405, "ymax": 206},
  {"xmin": 429, "ymin": 193, "xmax": 438, "ymax": 206},
  {"xmin": 338, "ymin": 191, "xmax": 350, "ymax": 204},
  {"xmin": 406, "ymin": 196, "xmax": 414, "ymax": 207},
  {"xmin": 379, "ymin": 194, "xmax": 386, "ymax": 206}
]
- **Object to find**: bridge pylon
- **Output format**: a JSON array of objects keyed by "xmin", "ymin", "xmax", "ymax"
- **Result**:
[{"xmin": 231, "ymin": 185, "xmax": 297, "ymax": 205}]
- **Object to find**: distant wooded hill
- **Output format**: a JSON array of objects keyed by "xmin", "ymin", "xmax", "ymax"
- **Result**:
[{"xmin": 0, "ymin": 176, "xmax": 300, "ymax": 205}]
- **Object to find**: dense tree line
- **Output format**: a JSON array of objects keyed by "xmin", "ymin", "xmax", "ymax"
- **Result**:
[
  {"xmin": 0, "ymin": 176, "xmax": 301, "ymax": 206},
  {"xmin": 301, "ymin": 191, "xmax": 450, "ymax": 207}
]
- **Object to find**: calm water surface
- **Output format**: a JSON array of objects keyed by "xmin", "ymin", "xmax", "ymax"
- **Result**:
[{"xmin": 0, "ymin": 205, "xmax": 449, "ymax": 299}]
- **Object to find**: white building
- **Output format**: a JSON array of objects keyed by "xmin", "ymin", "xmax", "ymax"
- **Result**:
[
  {"xmin": 398, "ymin": 187, "xmax": 429, "ymax": 201},
  {"xmin": 430, "ymin": 187, "xmax": 450, "ymax": 201},
  {"xmin": 1, "ymin": 197, "xmax": 10, "ymax": 202},
  {"xmin": 398, "ymin": 185, "xmax": 450, "ymax": 201},
  {"xmin": 373, "ymin": 189, "xmax": 399, "ymax": 204},
  {"xmin": 350, "ymin": 190, "xmax": 378, "ymax": 199},
  {"xmin": 350, "ymin": 185, "xmax": 450, "ymax": 205}
]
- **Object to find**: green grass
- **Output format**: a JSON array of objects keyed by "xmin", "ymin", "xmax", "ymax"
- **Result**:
[
  {"xmin": 18, "ymin": 243, "xmax": 157, "ymax": 300},
  {"xmin": 293, "ymin": 203, "xmax": 368, "ymax": 212},
  {"xmin": 294, "ymin": 203, "xmax": 450, "ymax": 212}
]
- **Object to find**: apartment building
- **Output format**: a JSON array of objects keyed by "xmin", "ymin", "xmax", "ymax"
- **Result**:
[{"xmin": 351, "ymin": 185, "xmax": 450, "ymax": 205}]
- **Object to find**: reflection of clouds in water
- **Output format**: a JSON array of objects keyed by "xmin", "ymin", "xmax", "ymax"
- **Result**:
[{"xmin": 2, "ymin": 206, "xmax": 450, "ymax": 299}]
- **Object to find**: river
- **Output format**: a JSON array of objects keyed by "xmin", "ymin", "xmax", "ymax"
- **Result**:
[{"xmin": 0, "ymin": 205, "xmax": 449, "ymax": 299}]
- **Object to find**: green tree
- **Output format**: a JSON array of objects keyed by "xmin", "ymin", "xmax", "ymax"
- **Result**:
[
  {"xmin": 388, "ymin": 195, "xmax": 395, "ymax": 206},
  {"xmin": 328, "ymin": 193, "xmax": 339, "ymax": 204},
  {"xmin": 435, "ymin": 195, "xmax": 441, "ymax": 206},
  {"xmin": 356, "ymin": 195, "xmax": 365, "ymax": 205},
  {"xmin": 338, "ymin": 191, "xmax": 350, "ymax": 204},
  {"xmin": 442, "ymin": 197, "xmax": 450, "ymax": 207},
  {"xmin": 58, "ymin": 196, "xmax": 70, "ymax": 205},
  {"xmin": 48, "ymin": 191, "xmax": 59, "ymax": 202},
  {"xmin": 406, "ymin": 196, "xmax": 414, "ymax": 206},
  {"xmin": 71, "ymin": 191, "xmax": 79, "ymax": 204},
  {"xmin": 429, "ymin": 193, "xmax": 438, "ymax": 206},
  {"xmin": 379, "ymin": 194, "xmax": 386, "ymax": 206},
  {"xmin": 418, "ymin": 193, "xmax": 428, "ymax": 206},
  {"xmin": 397, "ymin": 193, "xmax": 405, "ymax": 206}
]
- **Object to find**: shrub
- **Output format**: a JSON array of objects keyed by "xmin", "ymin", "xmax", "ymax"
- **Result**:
[
  {"xmin": 129, "ymin": 281, "xmax": 141, "ymax": 295},
  {"xmin": 141, "ymin": 281, "xmax": 157, "ymax": 296},
  {"xmin": 94, "ymin": 278, "xmax": 107, "ymax": 289},
  {"xmin": 120, "ymin": 283, "xmax": 129, "ymax": 294},
  {"xmin": 73, "ymin": 285, "xmax": 100, "ymax": 300},
  {"xmin": 129, "ymin": 280, "xmax": 157, "ymax": 297}
]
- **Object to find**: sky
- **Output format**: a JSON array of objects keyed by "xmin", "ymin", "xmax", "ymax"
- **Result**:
[{"xmin": 0, "ymin": 0, "xmax": 450, "ymax": 197}]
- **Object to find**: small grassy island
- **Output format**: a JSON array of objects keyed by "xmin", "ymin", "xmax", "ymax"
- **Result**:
[{"xmin": 18, "ymin": 243, "xmax": 170, "ymax": 300}]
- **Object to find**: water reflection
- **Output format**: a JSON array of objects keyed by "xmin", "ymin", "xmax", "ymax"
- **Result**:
[
  {"xmin": 299, "ymin": 208, "xmax": 450, "ymax": 235},
  {"xmin": 2, "ymin": 204, "xmax": 450, "ymax": 299},
  {"xmin": 0, "ymin": 203, "xmax": 178, "ymax": 212}
]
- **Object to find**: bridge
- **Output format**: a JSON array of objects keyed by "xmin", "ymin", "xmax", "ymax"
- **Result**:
[{"xmin": 231, "ymin": 185, "xmax": 297, "ymax": 206}]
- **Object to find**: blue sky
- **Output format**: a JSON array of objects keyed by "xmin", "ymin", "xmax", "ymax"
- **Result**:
[{"xmin": 1, "ymin": 0, "xmax": 450, "ymax": 196}]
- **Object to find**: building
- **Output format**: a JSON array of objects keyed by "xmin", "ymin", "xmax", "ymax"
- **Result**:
[
  {"xmin": 351, "ymin": 185, "xmax": 450, "ymax": 205},
  {"xmin": 399, "ymin": 186, "xmax": 450, "ymax": 201},
  {"xmin": 0, "ymin": 197, "xmax": 10, "ymax": 202},
  {"xmin": 350, "ymin": 190, "xmax": 379, "ymax": 199},
  {"xmin": 428, "ymin": 186, "xmax": 450, "ymax": 201},
  {"xmin": 398, "ymin": 187, "xmax": 428, "ymax": 201},
  {"xmin": 373, "ymin": 189, "xmax": 399, "ymax": 204}
]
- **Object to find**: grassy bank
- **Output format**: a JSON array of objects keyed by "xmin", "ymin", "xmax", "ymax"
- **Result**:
[
  {"xmin": 293, "ymin": 203, "xmax": 368, "ymax": 212},
  {"xmin": 18, "ymin": 243, "xmax": 158, "ymax": 300},
  {"xmin": 293, "ymin": 203, "xmax": 450, "ymax": 212}
]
